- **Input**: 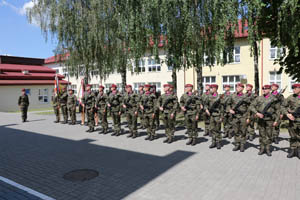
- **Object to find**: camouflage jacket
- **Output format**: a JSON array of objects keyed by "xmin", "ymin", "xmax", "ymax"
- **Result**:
[
  {"xmin": 140, "ymin": 92, "xmax": 157, "ymax": 114},
  {"xmin": 51, "ymin": 95, "xmax": 59, "ymax": 107},
  {"xmin": 180, "ymin": 93, "xmax": 201, "ymax": 115},
  {"xmin": 67, "ymin": 94, "xmax": 77, "ymax": 108},
  {"xmin": 227, "ymin": 92, "xmax": 251, "ymax": 117},
  {"xmin": 95, "ymin": 92, "xmax": 108, "ymax": 111},
  {"xmin": 123, "ymin": 92, "xmax": 139, "ymax": 113},
  {"xmin": 249, "ymin": 94, "xmax": 280, "ymax": 122},
  {"xmin": 223, "ymin": 92, "xmax": 232, "ymax": 115},
  {"xmin": 158, "ymin": 92, "xmax": 178, "ymax": 114},
  {"xmin": 82, "ymin": 91, "xmax": 96, "ymax": 110},
  {"xmin": 18, "ymin": 94, "xmax": 29, "ymax": 107},
  {"xmin": 107, "ymin": 91, "xmax": 123, "ymax": 112},
  {"xmin": 204, "ymin": 93, "xmax": 224, "ymax": 117},
  {"xmin": 282, "ymin": 94, "xmax": 300, "ymax": 118},
  {"xmin": 59, "ymin": 91, "xmax": 68, "ymax": 105}
]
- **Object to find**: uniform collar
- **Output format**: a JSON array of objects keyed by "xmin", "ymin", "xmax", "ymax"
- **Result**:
[
  {"xmin": 237, "ymin": 92, "xmax": 243, "ymax": 97},
  {"xmin": 212, "ymin": 92, "xmax": 218, "ymax": 97},
  {"xmin": 264, "ymin": 94, "xmax": 271, "ymax": 99},
  {"xmin": 272, "ymin": 90, "xmax": 278, "ymax": 95}
]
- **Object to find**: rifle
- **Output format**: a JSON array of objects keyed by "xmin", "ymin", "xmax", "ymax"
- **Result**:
[
  {"xmin": 162, "ymin": 96, "xmax": 175, "ymax": 110},
  {"xmin": 261, "ymin": 98, "xmax": 274, "ymax": 118},
  {"xmin": 209, "ymin": 94, "xmax": 224, "ymax": 113},
  {"xmin": 184, "ymin": 95, "xmax": 196, "ymax": 110},
  {"xmin": 291, "ymin": 107, "xmax": 300, "ymax": 118},
  {"xmin": 232, "ymin": 96, "xmax": 248, "ymax": 114}
]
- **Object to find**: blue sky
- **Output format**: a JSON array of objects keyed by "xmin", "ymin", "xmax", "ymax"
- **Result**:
[{"xmin": 0, "ymin": 0, "xmax": 57, "ymax": 59}]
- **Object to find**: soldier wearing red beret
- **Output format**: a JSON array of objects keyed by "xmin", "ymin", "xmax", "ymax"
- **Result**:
[
  {"xmin": 95, "ymin": 85, "xmax": 108, "ymax": 134},
  {"xmin": 82, "ymin": 84, "xmax": 96, "ymax": 132},
  {"xmin": 223, "ymin": 84, "xmax": 232, "ymax": 139},
  {"xmin": 137, "ymin": 84, "xmax": 145, "ymax": 129},
  {"xmin": 59, "ymin": 86, "xmax": 69, "ymax": 124},
  {"xmin": 202, "ymin": 84, "xmax": 211, "ymax": 136},
  {"xmin": 271, "ymin": 83, "xmax": 284, "ymax": 144},
  {"xmin": 245, "ymin": 83, "xmax": 257, "ymax": 141},
  {"xmin": 18, "ymin": 88, "xmax": 29, "ymax": 122}
]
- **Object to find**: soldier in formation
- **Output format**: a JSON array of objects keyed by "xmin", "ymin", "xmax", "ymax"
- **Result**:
[
  {"xmin": 82, "ymin": 85, "xmax": 96, "ymax": 132},
  {"xmin": 202, "ymin": 84, "xmax": 211, "ymax": 136},
  {"xmin": 59, "ymin": 87, "xmax": 68, "ymax": 124},
  {"xmin": 223, "ymin": 85, "xmax": 232, "ymax": 139},
  {"xmin": 52, "ymin": 89, "xmax": 60, "ymax": 123},
  {"xmin": 18, "ymin": 88, "xmax": 29, "ymax": 122},
  {"xmin": 245, "ymin": 84, "xmax": 257, "ymax": 141},
  {"xmin": 95, "ymin": 85, "xmax": 108, "ymax": 134},
  {"xmin": 67, "ymin": 89, "xmax": 77, "ymax": 125}
]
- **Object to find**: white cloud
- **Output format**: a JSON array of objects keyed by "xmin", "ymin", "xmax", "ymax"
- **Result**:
[
  {"xmin": 19, "ymin": 1, "xmax": 35, "ymax": 15},
  {"xmin": 0, "ymin": 0, "xmax": 36, "ymax": 16}
]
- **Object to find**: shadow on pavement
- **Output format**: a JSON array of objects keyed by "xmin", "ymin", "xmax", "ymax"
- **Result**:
[{"xmin": 0, "ymin": 124, "xmax": 195, "ymax": 200}]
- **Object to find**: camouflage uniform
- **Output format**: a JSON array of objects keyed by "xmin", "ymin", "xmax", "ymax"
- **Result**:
[
  {"xmin": 52, "ymin": 95, "xmax": 60, "ymax": 123},
  {"xmin": 59, "ymin": 90, "xmax": 68, "ymax": 124},
  {"xmin": 67, "ymin": 93, "xmax": 77, "ymax": 125},
  {"xmin": 108, "ymin": 91, "xmax": 123, "ymax": 135},
  {"xmin": 137, "ymin": 90, "xmax": 145, "ymax": 129},
  {"xmin": 18, "ymin": 93, "xmax": 29, "ymax": 122},
  {"xmin": 271, "ymin": 91, "xmax": 284, "ymax": 144},
  {"xmin": 250, "ymin": 93, "xmax": 280, "ymax": 156},
  {"xmin": 82, "ymin": 91, "xmax": 96, "ymax": 132},
  {"xmin": 282, "ymin": 93, "xmax": 300, "ymax": 158},
  {"xmin": 95, "ymin": 91, "xmax": 108, "ymax": 134},
  {"xmin": 204, "ymin": 93, "xmax": 224, "ymax": 149},
  {"xmin": 246, "ymin": 91, "xmax": 257, "ymax": 141},
  {"xmin": 202, "ymin": 91, "xmax": 211, "ymax": 136},
  {"xmin": 158, "ymin": 91, "xmax": 178, "ymax": 143},
  {"xmin": 140, "ymin": 91, "xmax": 157, "ymax": 140},
  {"xmin": 227, "ymin": 92, "xmax": 251, "ymax": 151},
  {"xmin": 153, "ymin": 91, "xmax": 161, "ymax": 130},
  {"xmin": 180, "ymin": 92, "xmax": 201, "ymax": 145},
  {"xmin": 123, "ymin": 92, "xmax": 139, "ymax": 138},
  {"xmin": 223, "ymin": 91, "xmax": 232, "ymax": 138}
]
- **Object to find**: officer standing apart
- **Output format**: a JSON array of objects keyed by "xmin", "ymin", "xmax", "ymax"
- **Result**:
[
  {"xmin": 59, "ymin": 87, "xmax": 68, "ymax": 124},
  {"xmin": 123, "ymin": 85, "xmax": 139, "ymax": 138},
  {"xmin": 95, "ymin": 85, "xmax": 108, "ymax": 134},
  {"xmin": 140, "ymin": 84, "xmax": 157, "ymax": 141},
  {"xmin": 205, "ymin": 84, "xmax": 224, "ymax": 149},
  {"xmin": 67, "ymin": 89, "xmax": 77, "ymax": 125},
  {"xmin": 250, "ymin": 85, "xmax": 280, "ymax": 156},
  {"xmin": 282, "ymin": 83, "xmax": 300, "ymax": 159},
  {"xmin": 180, "ymin": 84, "xmax": 201, "ymax": 146},
  {"xmin": 227, "ymin": 83, "xmax": 250, "ymax": 152},
  {"xmin": 82, "ymin": 85, "xmax": 96, "ymax": 132},
  {"xmin": 223, "ymin": 85, "xmax": 232, "ymax": 139},
  {"xmin": 18, "ymin": 88, "xmax": 29, "ymax": 123},
  {"xmin": 52, "ymin": 89, "xmax": 60, "ymax": 123},
  {"xmin": 158, "ymin": 84, "xmax": 178, "ymax": 144},
  {"xmin": 107, "ymin": 84, "xmax": 123, "ymax": 136}
]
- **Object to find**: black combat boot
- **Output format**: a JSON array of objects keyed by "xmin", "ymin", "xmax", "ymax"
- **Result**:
[
  {"xmin": 54, "ymin": 120, "xmax": 59, "ymax": 123},
  {"xmin": 111, "ymin": 132, "xmax": 116, "ymax": 136},
  {"xmin": 191, "ymin": 138, "xmax": 197, "ymax": 146},
  {"xmin": 209, "ymin": 142, "xmax": 216, "ymax": 149},
  {"xmin": 115, "ymin": 132, "xmax": 120, "ymax": 136},
  {"xmin": 86, "ymin": 128, "xmax": 91, "ymax": 133},
  {"xmin": 258, "ymin": 146, "xmax": 265, "ymax": 155},
  {"xmin": 163, "ymin": 137, "xmax": 169, "ymax": 143},
  {"xmin": 266, "ymin": 146, "xmax": 272, "ymax": 157},
  {"xmin": 223, "ymin": 133, "xmax": 228, "ymax": 138},
  {"xmin": 216, "ymin": 142, "xmax": 221, "ymax": 150},
  {"xmin": 145, "ymin": 135, "xmax": 151, "ymax": 140},
  {"xmin": 167, "ymin": 137, "xmax": 173, "ymax": 144},
  {"xmin": 149, "ymin": 135, "xmax": 154, "ymax": 141},
  {"xmin": 249, "ymin": 135, "xmax": 254, "ymax": 141},
  {"xmin": 203, "ymin": 132, "xmax": 209, "ymax": 136},
  {"xmin": 287, "ymin": 149, "xmax": 296, "ymax": 158},
  {"xmin": 228, "ymin": 133, "xmax": 232, "ymax": 139},
  {"xmin": 90, "ymin": 127, "xmax": 94, "ymax": 133},
  {"xmin": 274, "ymin": 137, "xmax": 279, "ymax": 144},
  {"xmin": 240, "ymin": 144, "xmax": 245, "ymax": 152},
  {"xmin": 132, "ymin": 133, "xmax": 137, "ymax": 138},
  {"xmin": 232, "ymin": 145, "xmax": 240, "ymax": 151},
  {"xmin": 297, "ymin": 148, "xmax": 300, "ymax": 159},
  {"xmin": 186, "ymin": 138, "xmax": 193, "ymax": 145},
  {"xmin": 127, "ymin": 133, "xmax": 133, "ymax": 138}
]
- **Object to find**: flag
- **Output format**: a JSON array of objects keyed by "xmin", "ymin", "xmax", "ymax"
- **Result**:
[
  {"xmin": 78, "ymin": 78, "xmax": 85, "ymax": 106},
  {"xmin": 54, "ymin": 74, "xmax": 59, "ymax": 96}
]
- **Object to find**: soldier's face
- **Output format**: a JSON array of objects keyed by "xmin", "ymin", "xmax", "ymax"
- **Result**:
[
  {"xmin": 139, "ymin": 87, "xmax": 143, "ymax": 91},
  {"xmin": 111, "ymin": 87, "xmax": 116, "ymax": 91},
  {"xmin": 99, "ymin": 88, "xmax": 103, "ymax": 92},
  {"xmin": 236, "ymin": 86, "xmax": 244, "ymax": 93},
  {"xmin": 211, "ymin": 87, "xmax": 217, "ymax": 93},
  {"xmin": 293, "ymin": 87, "xmax": 300, "ymax": 95},
  {"xmin": 186, "ymin": 87, "xmax": 193, "ymax": 92},
  {"xmin": 246, "ymin": 86, "xmax": 252, "ymax": 91},
  {"xmin": 263, "ymin": 88, "xmax": 270, "ymax": 95},
  {"xmin": 144, "ymin": 87, "xmax": 150, "ymax": 92},
  {"xmin": 164, "ymin": 87, "xmax": 169, "ymax": 92},
  {"xmin": 271, "ymin": 86, "xmax": 278, "ymax": 91},
  {"xmin": 22, "ymin": 91, "xmax": 25, "ymax": 95},
  {"xmin": 68, "ymin": 91, "xmax": 73, "ymax": 95},
  {"xmin": 225, "ymin": 87, "xmax": 230, "ymax": 92},
  {"xmin": 205, "ymin": 86, "xmax": 210, "ymax": 91},
  {"xmin": 86, "ymin": 87, "xmax": 91, "ymax": 92},
  {"xmin": 126, "ymin": 87, "xmax": 132, "ymax": 93}
]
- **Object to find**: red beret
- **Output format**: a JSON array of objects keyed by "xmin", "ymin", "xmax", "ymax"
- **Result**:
[
  {"xmin": 224, "ymin": 84, "xmax": 230, "ymax": 88},
  {"xmin": 163, "ymin": 84, "xmax": 171, "ymax": 88},
  {"xmin": 185, "ymin": 84, "xmax": 193, "ymax": 88},
  {"xmin": 271, "ymin": 83, "xmax": 279, "ymax": 88},
  {"xmin": 246, "ymin": 84, "xmax": 253, "ymax": 88},
  {"xmin": 85, "ymin": 84, "xmax": 91, "ymax": 87},
  {"xmin": 99, "ymin": 85, "xmax": 104, "ymax": 89},
  {"xmin": 139, "ymin": 85, "xmax": 144, "ymax": 88},
  {"xmin": 169, "ymin": 84, "xmax": 174, "ymax": 88},
  {"xmin": 236, "ymin": 83, "xmax": 244, "ymax": 88},
  {"xmin": 21, "ymin": 88, "xmax": 25, "ymax": 92},
  {"xmin": 262, "ymin": 85, "xmax": 271, "ymax": 89},
  {"xmin": 292, "ymin": 83, "xmax": 300, "ymax": 89},
  {"xmin": 210, "ymin": 84, "xmax": 218, "ymax": 89},
  {"xmin": 144, "ymin": 84, "xmax": 151, "ymax": 88},
  {"xmin": 205, "ymin": 84, "xmax": 211, "ymax": 87},
  {"xmin": 111, "ymin": 84, "xmax": 117, "ymax": 88},
  {"xmin": 68, "ymin": 88, "xmax": 73, "ymax": 91},
  {"xmin": 125, "ymin": 84, "xmax": 132, "ymax": 88}
]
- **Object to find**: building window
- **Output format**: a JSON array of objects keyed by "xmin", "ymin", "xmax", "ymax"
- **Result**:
[
  {"xmin": 55, "ymin": 69, "xmax": 59, "ymax": 74},
  {"xmin": 71, "ymin": 85, "xmax": 77, "ymax": 94},
  {"xmin": 269, "ymin": 71, "xmax": 281, "ymax": 89},
  {"xmin": 104, "ymin": 83, "xmax": 112, "ymax": 93},
  {"xmin": 38, "ymin": 89, "xmax": 48, "ymax": 103},
  {"xmin": 91, "ymin": 70, "xmax": 99, "ymax": 76},
  {"xmin": 202, "ymin": 76, "xmax": 216, "ymax": 88},
  {"xmin": 148, "ymin": 59, "xmax": 161, "ymax": 72},
  {"xmin": 233, "ymin": 47, "xmax": 241, "ymax": 63},
  {"xmin": 148, "ymin": 82, "xmax": 161, "ymax": 92},
  {"xmin": 134, "ymin": 60, "xmax": 146, "ymax": 73},
  {"xmin": 167, "ymin": 65, "xmax": 173, "ymax": 71},
  {"xmin": 290, "ymin": 78, "xmax": 296, "ymax": 92},
  {"xmin": 62, "ymin": 67, "xmax": 69, "ymax": 77},
  {"xmin": 270, "ymin": 45, "xmax": 283, "ymax": 59},
  {"xmin": 25, "ymin": 89, "xmax": 31, "ymax": 95},
  {"xmin": 134, "ymin": 82, "xmax": 146, "ymax": 93},
  {"xmin": 222, "ymin": 75, "xmax": 241, "ymax": 91},
  {"xmin": 91, "ymin": 84, "xmax": 98, "ymax": 91}
]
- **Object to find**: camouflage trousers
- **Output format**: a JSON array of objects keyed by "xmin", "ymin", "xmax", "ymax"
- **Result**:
[
  {"xmin": 60, "ymin": 104, "xmax": 68, "ymax": 122},
  {"xmin": 257, "ymin": 119, "xmax": 273, "ymax": 149},
  {"xmin": 247, "ymin": 119, "xmax": 255, "ymax": 137},
  {"xmin": 287, "ymin": 120, "xmax": 300, "ymax": 149},
  {"xmin": 232, "ymin": 115, "xmax": 247, "ymax": 145},
  {"xmin": 87, "ymin": 108, "xmax": 95, "ymax": 129},
  {"xmin": 223, "ymin": 114, "xmax": 232, "ymax": 135},
  {"xmin": 203, "ymin": 113, "xmax": 210, "ymax": 136},
  {"xmin": 53, "ymin": 106, "xmax": 60, "ymax": 122},
  {"xmin": 209, "ymin": 115, "xmax": 222, "ymax": 143},
  {"xmin": 68, "ymin": 106, "xmax": 76, "ymax": 123},
  {"xmin": 143, "ymin": 113, "xmax": 156, "ymax": 137},
  {"xmin": 272, "ymin": 121, "xmax": 281, "ymax": 139},
  {"xmin": 138, "ymin": 111, "xmax": 145, "ymax": 128},
  {"xmin": 185, "ymin": 114, "xmax": 198, "ymax": 139},
  {"xmin": 125, "ymin": 111, "xmax": 137, "ymax": 135},
  {"xmin": 111, "ymin": 111, "xmax": 121, "ymax": 133},
  {"xmin": 162, "ymin": 112, "xmax": 176, "ymax": 139},
  {"xmin": 155, "ymin": 110, "xmax": 160, "ymax": 129},
  {"xmin": 20, "ymin": 106, "xmax": 28, "ymax": 121},
  {"xmin": 97, "ymin": 110, "xmax": 108, "ymax": 132}
]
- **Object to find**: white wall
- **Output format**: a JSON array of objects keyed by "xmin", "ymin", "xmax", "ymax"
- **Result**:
[{"xmin": 0, "ymin": 85, "xmax": 53, "ymax": 112}]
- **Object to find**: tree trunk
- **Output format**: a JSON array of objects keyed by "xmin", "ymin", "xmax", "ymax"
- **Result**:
[
  {"xmin": 120, "ymin": 65, "xmax": 127, "ymax": 93},
  {"xmin": 172, "ymin": 68, "xmax": 177, "ymax": 95},
  {"xmin": 253, "ymin": 40, "xmax": 260, "ymax": 95},
  {"xmin": 196, "ymin": 67, "xmax": 203, "ymax": 95}
]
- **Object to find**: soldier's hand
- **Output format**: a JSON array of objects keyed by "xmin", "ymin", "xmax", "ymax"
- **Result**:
[
  {"xmin": 140, "ymin": 105, "xmax": 144, "ymax": 110},
  {"xmin": 273, "ymin": 121, "xmax": 278, "ymax": 127},
  {"xmin": 181, "ymin": 106, "xmax": 186, "ymax": 112},
  {"xmin": 206, "ymin": 109, "xmax": 210, "ymax": 116},
  {"xmin": 246, "ymin": 119, "xmax": 250, "ymax": 124},
  {"xmin": 134, "ymin": 111, "xmax": 138, "ymax": 116},
  {"xmin": 107, "ymin": 104, "xmax": 111, "ymax": 107},
  {"xmin": 119, "ymin": 112, "xmax": 121, "ymax": 116},
  {"xmin": 200, "ymin": 105, "xmax": 203, "ymax": 110},
  {"xmin": 220, "ymin": 118, "xmax": 223, "ymax": 122},
  {"xmin": 256, "ymin": 112, "xmax": 264, "ymax": 119},
  {"xmin": 280, "ymin": 114, "xmax": 283, "ymax": 120},
  {"xmin": 170, "ymin": 113, "xmax": 174, "ymax": 119},
  {"xmin": 123, "ymin": 104, "xmax": 126, "ymax": 108},
  {"xmin": 287, "ymin": 113, "xmax": 295, "ymax": 121},
  {"xmin": 195, "ymin": 115, "xmax": 199, "ymax": 121},
  {"xmin": 229, "ymin": 109, "xmax": 235, "ymax": 114},
  {"xmin": 152, "ymin": 113, "xmax": 155, "ymax": 119},
  {"xmin": 159, "ymin": 107, "xmax": 163, "ymax": 111}
]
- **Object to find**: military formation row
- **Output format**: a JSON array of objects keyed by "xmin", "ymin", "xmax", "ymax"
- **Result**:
[{"xmin": 18, "ymin": 82, "xmax": 300, "ymax": 159}]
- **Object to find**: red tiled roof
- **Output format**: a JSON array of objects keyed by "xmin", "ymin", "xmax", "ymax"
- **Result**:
[
  {"xmin": 0, "ymin": 80, "xmax": 69, "ymax": 85},
  {"xmin": 0, "ymin": 64, "xmax": 56, "ymax": 73},
  {"xmin": 44, "ymin": 52, "xmax": 70, "ymax": 64}
]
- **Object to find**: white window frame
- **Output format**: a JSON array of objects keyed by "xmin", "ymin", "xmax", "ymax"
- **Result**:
[
  {"xmin": 222, "ymin": 75, "xmax": 241, "ymax": 92},
  {"xmin": 133, "ymin": 82, "xmax": 146, "ymax": 93},
  {"xmin": 269, "ymin": 71, "xmax": 282, "ymax": 90},
  {"xmin": 71, "ymin": 84, "xmax": 77, "ymax": 94},
  {"xmin": 38, "ymin": 88, "xmax": 49, "ymax": 103},
  {"xmin": 202, "ymin": 76, "xmax": 216, "ymax": 88},
  {"xmin": 147, "ymin": 58, "xmax": 161, "ymax": 72},
  {"xmin": 270, "ymin": 45, "xmax": 283, "ymax": 60},
  {"xmin": 104, "ymin": 83, "xmax": 112, "ymax": 93},
  {"xmin": 134, "ymin": 60, "xmax": 146, "ymax": 73},
  {"xmin": 148, "ymin": 82, "xmax": 161, "ymax": 92}
]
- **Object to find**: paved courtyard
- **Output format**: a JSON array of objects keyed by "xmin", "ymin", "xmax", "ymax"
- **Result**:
[{"xmin": 0, "ymin": 111, "xmax": 299, "ymax": 200}]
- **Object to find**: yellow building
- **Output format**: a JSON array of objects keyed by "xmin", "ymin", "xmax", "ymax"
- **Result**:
[{"xmin": 184, "ymin": 38, "xmax": 294, "ymax": 96}]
